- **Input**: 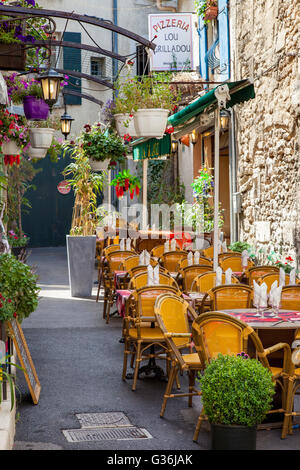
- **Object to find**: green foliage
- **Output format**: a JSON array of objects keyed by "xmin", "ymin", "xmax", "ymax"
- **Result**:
[
  {"xmin": 228, "ymin": 241, "xmax": 252, "ymax": 253},
  {"xmin": 0, "ymin": 253, "xmax": 40, "ymax": 323},
  {"xmin": 267, "ymin": 251, "xmax": 295, "ymax": 274},
  {"xmin": 199, "ymin": 354, "xmax": 275, "ymax": 427},
  {"xmin": 195, "ymin": 0, "xmax": 217, "ymax": 23},
  {"xmin": 80, "ymin": 125, "xmax": 127, "ymax": 164},
  {"xmin": 0, "ymin": 293, "xmax": 16, "ymax": 321},
  {"xmin": 4, "ymin": 75, "xmax": 43, "ymax": 104},
  {"xmin": 7, "ymin": 229, "xmax": 29, "ymax": 248},
  {"xmin": 0, "ymin": 355, "xmax": 24, "ymax": 411}
]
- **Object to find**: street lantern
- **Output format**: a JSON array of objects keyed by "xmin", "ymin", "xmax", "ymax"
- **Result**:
[
  {"xmin": 190, "ymin": 129, "xmax": 198, "ymax": 145},
  {"xmin": 220, "ymin": 110, "xmax": 230, "ymax": 131},
  {"xmin": 37, "ymin": 68, "xmax": 64, "ymax": 111},
  {"xmin": 60, "ymin": 106, "xmax": 74, "ymax": 139},
  {"xmin": 171, "ymin": 136, "xmax": 178, "ymax": 153}
]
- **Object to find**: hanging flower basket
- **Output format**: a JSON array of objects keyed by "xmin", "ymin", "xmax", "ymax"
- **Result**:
[
  {"xmin": 2, "ymin": 140, "xmax": 21, "ymax": 156},
  {"xmin": 114, "ymin": 113, "xmax": 137, "ymax": 138},
  {"xmin": 134, "ymin": 109, "xmax": 170, "ymax": 139},
  {"xmin": 23, "ymin": 96, "xmax": 49, "ymax": 121},
  {"xmin": 27, "ymin": 146, "xmax": 48, "ymax": 160},
  {"xmin": 89, "ymin": 159, "xmax": 109, "ymax": 172},
  {"xmin": 0, "ymin": 43, "xmax": 26, "ymax": 71},
  {"xmin": 29, "ymin": 128, "xmax": 55, "ymax": 149},
  {"xmin": 110, "ymin": 169, "xmax": 141, "ymax": 200},
  {"xmin": 204, "ymin": 6, "xmax": 218, "ymax": 21}
]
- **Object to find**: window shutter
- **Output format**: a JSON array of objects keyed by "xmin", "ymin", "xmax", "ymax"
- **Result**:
[
  {"xmin": 218, "ymin": 0, "xmax": 230, "ymax": 81},
  {"xmin": 63, "ymin": 32, "xmax": 82, "ymax": 105},
  {"xmin": 198, "ymin": 15, "xmax": 208, "ymax": 85}
]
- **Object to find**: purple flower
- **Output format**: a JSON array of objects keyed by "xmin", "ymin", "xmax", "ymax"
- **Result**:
[{"xmin": 25, "ymin": 0, "xmax": 36, "ymax": 6}]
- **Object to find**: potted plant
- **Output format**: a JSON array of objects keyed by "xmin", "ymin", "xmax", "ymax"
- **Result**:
[
  {"xmin": 199, "ymin": 353, "xmax": 275, "ymax": 450},
  {"xmin": 28, "ymin": 115, "xmax": 60, "ymax": 150},
  {"xmin": 80, "ymin": 123, "xmax": 127, "ymax": 171},
  {"xmin": 267, "ymin": 251, "xmax": 296, "ymax": 274},
  {"xmin": 7, "ymin": 229, "xmax": 29, "ymax": 258},
  {"xmin": 110, "ymin": 169, "xmax": 141, "ymax": 200},
  {"xmin": 0, "ymin": 253, "xmax": 40, "ymax": 323},
  {"xmin": 111, "ymin": 74, "xmax": 138, "ymax": 138},
  {"xmin": 195, "ymin": 0, "xmax": 218, "ymax": 23},
  {"xmin": 62, "ymin": 146, "xmax": 105, "ymax": 297},
  {"xmin": 0, "ymin": 0, "xmax": 48, "ymax": 71},
  {"xmin": 0, "ymin": 107, "xmax": 30, "ymax": 163}
]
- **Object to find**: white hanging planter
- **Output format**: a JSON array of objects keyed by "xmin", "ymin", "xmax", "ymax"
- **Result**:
[
  {"xmin": 27, "ymin": 147, "xmax": 48, "ymax": 159},
  {"xmin": 89, "ymin": 158, "xmax": 109, "ymax": 171},
  {"xmin": 2, "ymin": 140, "xmax": 21, "ymax": 155},
  {"xmin": 29, "ymin": 128, "xmax": 54, "ymax": 149},
  {"xmin": 133, "ymin": 109, "xmax": 169, "ymax": 139},
  {"xmin": 114, "ymin": 113, "xmax": 137, "ymax": 138}
]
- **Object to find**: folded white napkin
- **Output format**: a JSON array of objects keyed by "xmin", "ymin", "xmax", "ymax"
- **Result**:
[
  {"xmin": 290, "ymin": 268, "xmax": 296, "ymax": 285},
  {"xmin": 170, "ymin": 238, "xmax": 176, "ymax": 251},
  {"xmin": 272, "ymin": 285, "xmax": 282, "ymax": 308},
  {"xmin": 259, "ymin": 282, "xmax": 268, "ymax": 308},
  {"xmin": 216, "ymin": 266, "xmax": 223, "ymax": 286},
  {"xmin": 225, "ymin": 268, "xmax": 232, "ymax": 285},
  {"xmin": 139, "ymin": 251, "xmax": 145, "ymax": 265},
  {"xmin": 120, "ymin": 238, "xmax": 125, "ymax": 251},
  {"xmin": 187, "ymin": 252, "xmax": 193, "ymax": 266},
  {"xmin": 144, "ymin": 250, "xmax": 151, "ymax": 266},
  {"xmin": 241, "ymin": 250, "xmax": 249, "ymax": 268},
  {"xmin": 253, "ymin": 280, "xmax": 261, "ymax": 308},
  {"xmin": 147, "ymin": 265, "xmax": 154, "ymax": 285},
  {"xmin": 222, "ymin": 241, "xmax": 227, "ymax": 252},
  {"xmin": 218, "ymin": 241, "xmax": 222, "ymax": 254},
  {"xmin": 126, "ymin": 238, "xmax": 131, "ymax": 251},
  {"xmin": 279, "ymin": 267, "xmax": 286, "ymax": 287},
  {"xmin": 194, "ymin": 251, "xmax": 200, "ymax": 265},
  {"xmin": 269, "ymin": 280, "xmax": 278, "ymax": 306},
  {"xmin": 164, "ymin": 240, "xmax": 169, "ymax": 253},
  {"xmin": 153, "ymin": 264, "xmax": 160, "ymax": 285}
]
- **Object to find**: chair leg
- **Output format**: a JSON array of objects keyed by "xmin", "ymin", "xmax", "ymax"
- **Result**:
[
  {"xmin": 193, "ymin": 409, "xmax": 205, "ymax": 443},
  {"xmin": 130, "ymin": 350, "xmax": 136, "ymax": 369},
  {"xmin": 281, "ymin": 376, "xmax": 295, "ymax": 439},
  {"xmin": 188, "ymin": 370, "xmax": 196, "ymax": 408},
  {"xmin": 103, "ymin": 294, "xmax": 108, "ymax": 319},
  {"xmin": 132, "ymin": 342, "xmax": 142, "ymax": 391},
  {"xmin": 160, "ymin": 364, "xmax": 177, "ymax": 418},
  {"xmin": 175, "ymin": 371, "xmax": 181, "ymax": 390},
  {"xmin": 122, "ymin": 338, "xmax": 130, "ymax": 381}
]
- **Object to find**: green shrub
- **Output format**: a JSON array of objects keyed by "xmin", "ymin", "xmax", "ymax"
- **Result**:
[
  {"xmin": 199, "ymin": 354, "xmax": 275, "ymax": 427},
  {"xmin": 0, "ymin": 254, "xmax": 40, "ymax": 323}
]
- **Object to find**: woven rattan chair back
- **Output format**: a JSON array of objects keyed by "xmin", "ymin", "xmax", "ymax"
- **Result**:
[
  {"xmin": 181, "ymin": 265, "xmax": 213, "ymax": 292},
  {"xmin": 103, "ymin": 244, "xmax": 121, "ymax": 257},
  {"xmin": 191, "ymin": 271, "xmax": 240, "ymax": 293},
  {"xmin": 281, "ymin": 286, "xmax": 300, "ymax": 310},
  {"xmin": 177, "ymin": 256, "xmax": 212, "ymax": 271},
  {"xmin": 128, "ymin": 272, "xmax": 179, "ymax": 290},
  {"xmin": 220, "ymin": 255, "xmax": 254, "ymax": 273},
  {"xmin": 122, "ymin": 255, "xmax": 140, "ymax": 272},
  {"xmin": 106, "ymin": 250, "xmax": 135, "ymax": 272},
  {"xmin": 210, "ymin": 284, "xmax": 253, "ymax": 310},
  {"xmin": 151, "ymin": 244, "xmax": 165, "ymax": 258},
  {"xmin": 160, "ymin": 251, "xmax": 188, "ymax": 272},
  {"xmin": 260, "ymin": 273, "xmax": 295, "ymax": 291},
  {"xmin": 248, "ymin": 266, "xmax": 280, "ymax": 286}
]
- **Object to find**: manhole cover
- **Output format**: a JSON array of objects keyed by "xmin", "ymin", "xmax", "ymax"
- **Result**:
[
  {"xmin": 62, "ymin": 427, "xmax": 152, "ymax": 442},
  {"xmin": 76, "ymin": 412, "xmax": 131, "ymax": 428}
]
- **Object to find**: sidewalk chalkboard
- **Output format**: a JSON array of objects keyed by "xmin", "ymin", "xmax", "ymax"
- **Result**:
[{"xmin": 7, "ymin": 319, "xmax": 41, "ymax": 404}]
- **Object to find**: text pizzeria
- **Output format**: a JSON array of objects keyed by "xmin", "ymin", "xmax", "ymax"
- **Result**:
[{"xmin": 153, "ymin": 18, "xmax": 190, "ymax": 32}]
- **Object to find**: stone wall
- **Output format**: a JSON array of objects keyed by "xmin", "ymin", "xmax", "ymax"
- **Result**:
[{"xmin": 231, "ymin": 0, "xmax": 300, "ymax": 267}]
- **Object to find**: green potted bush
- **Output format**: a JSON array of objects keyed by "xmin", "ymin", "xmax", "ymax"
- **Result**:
[
  {"xmin": 62, "ymin": 146, "xmax": 105, "ymax": 297},
  {"xmin": 79, "ymin": 123, "xmax": 127, "ymax": 171},
  {"xmin": 199, "ymin": 353, "xmax": 275, "ymax": 450}
]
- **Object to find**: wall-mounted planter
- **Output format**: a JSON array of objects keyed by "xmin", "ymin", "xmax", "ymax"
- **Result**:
[
  {"xmin": 134, "ymin": 108, "xmax": 169, "ymax": 139},
  {"xmin": 0, "ymin": 43, "xmax": 25, "ymax": 71},
  {"xmin": 204, "ymin": 6, "xmax": 218, "ymax": 21},
  {"xmin": 2, "ymin": 140, "xmax": 21, "ymax": 155},
  {"xmin": 23, "ymin": 96, "xmax": 49, "ymax": 121},
  {"xmin": 114, "ymin": 113, "xmax": 137, "ymax": 138},
  {"xmin": 89, "ymin": 159, "xmax": 109, "ymax": 172},
  {"xmin": 29, "ymin": 128, "xmax": 54, "ymax": 149},
  {"xmin": 66, "ymin": 235, "xmax": 96, "ymax": 298}
]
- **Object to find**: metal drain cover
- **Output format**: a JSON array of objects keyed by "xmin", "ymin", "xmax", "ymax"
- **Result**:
[
  {"xmin": 76, "ymin": 412, "xmax": 131, "ymax": 428},
  {"xmin": 62, "ymin": 427, "xmax": 152, "ymax": 442}
]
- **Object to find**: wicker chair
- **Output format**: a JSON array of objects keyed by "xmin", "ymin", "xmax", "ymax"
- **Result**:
[
  {"xmin": 128, "ymin": 272, "xmax": 179, "ymax": 290},
  {"xmin": 127, "ymin": 265, "xmax": 168, "ymax": 279},
  {"xmin": 202, "ymin": 246, "xmax": 218, "ymax": 260},
  {"xmin": 176, "ymin": 256, "xmax": 212, "ymax": 271},
  {"xmin": 220, "ymin": 255, "xmax": 254, "ymax": 273},
  {"xmin": 180, "ymin": 265, "xmax": 213, "ymax": 293},
  {"xmin": 96, "ymin": 244, "xmax": 121, "ymax": 302},
  {"xmin": 200, "ymin": 284, "xmax": 253, "ymax": 313},
  {"xmin": 192, "ymin": 311, "xmax": 292, "ymax": 442},
  {"xmin": 121, "ymin": 255, "xmax": 140, "ymax": 272},
  {"xmin": 260, "ymin": 273, "xmax": 299, "ymax": 291},
  {"xmin": 247, "ymin": 266, "xmax": 280, "ymax": 286},
  {"xmin": 159, "ymin": 251, "xmax": 188, "ymax": 273},
  {"xmin": 150, "ymin": 244, "xmax": 165, "ymax": 259},
  {"xmin": 154, "ymin": 293, "xmax": 201, "ymax": 417},
  {"xmin": 122, "ymin": 286, "xmax": 181, "ymax": 391},
  {"xmin": 282, "ymin": 347, "xmax": 300, "ymax": 438},
  {"xmin": 191, "ymin": 271, "xmax": 240, "ymax": 293}
]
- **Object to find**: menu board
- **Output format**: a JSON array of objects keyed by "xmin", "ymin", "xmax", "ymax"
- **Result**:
[{"xmin": 7, "ymin": 319, "xmax": 41, "ymax": 405}]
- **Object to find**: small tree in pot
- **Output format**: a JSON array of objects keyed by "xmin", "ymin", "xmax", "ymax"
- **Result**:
[{"xmin": 198, "ymin": 354, "xmax": 275, "ymax": 450}]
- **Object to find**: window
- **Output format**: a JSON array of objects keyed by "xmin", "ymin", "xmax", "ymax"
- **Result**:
[{"xmin": 90, "ymin": 58, "xmax": 105, "ymax": 77}]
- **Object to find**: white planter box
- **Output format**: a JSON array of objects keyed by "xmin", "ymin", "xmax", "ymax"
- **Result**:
[
  {"xmin": 114, "ymin": 113, "xmax": 137, "ymax": 138},
  {"xmin": 89, "ymin": 159, "xmax": 109, "ymax": 171},
  {"xmin": 29, "ymin": 128, "xmax": 54, "ymax": 149},
  {"xmin": 134, "ymin": 109, "xmax": 169, "ymax": 139},
  {"xmin": 27, "ymin": 147, "xmax": 48, "ymax": 159},
  {"xmin": 2, "ymin": 141, "xmax": 21, "ymax": 155}
]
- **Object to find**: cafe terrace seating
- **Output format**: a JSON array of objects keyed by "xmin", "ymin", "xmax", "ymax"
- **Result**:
[
  {"xmin": 201, "ymin": 284, "xmax": 253, "ymax": 312},
  {"xmin": 154, "ymin": 294, "xmax": 201, "ymax": 417},
  {"xmin": 128, "ymin": 272, "xmax": 179, "ymax": 290},
  {"xmin": 159, "ymin": 251, "xmax": 188, "ymax": 272},
  {"xmin": 122, "ymin": 286, "xmax": 181, "ymax": 391},
  {"xmin": 179, "ymin": 265, "xmax": 214, "ymax": 293},
  {"xmin": 191, "ymin": 311, "xmax": 292, "ymax": 442},
  {"xmin": 247, "ymin": 265, "xmax": 280, "ymax": 286}
]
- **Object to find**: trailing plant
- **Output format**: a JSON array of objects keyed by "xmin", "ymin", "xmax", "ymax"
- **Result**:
[
  {"xmin": 0, "ymin": 107, "xmax": 30, "ymax": 159},
  {"xmin": 27, "ymin": 115, "xmax": 61, "ymax": 130},
  {"xmin": 111, "ymin": 169, "xmax": 141, "ymax": 200},
  {"xmin": 62, "ymin": 146, "xmax": 105, "ymax": 236},
  {"xmin": 228, "ymin": 241, "xmax": 257, "ymax": 261},
  {"xmin": 79, "ymin": 123, "xmax": 127, "ymax": 164},
  {"xmin": 0, "ymin": 253, "xmax": 40, "ymax": 323},
  {"xmin": 4, "ymin": 73, "xmax": 43, "ymax": 104},
  {"xmin": 199, "ymin": 354, "xmax": 275, "ymax": 427},
  {"xmin": 7, "ymin": 230, "xmax": 29, "ymax": 248},
  {"xmin": 0, "ymin": 355, "xmax": 23, "ymax": 411},
  {"xmin": 195, "ymin": 0, "xmax": 218, "ymax": 24}
]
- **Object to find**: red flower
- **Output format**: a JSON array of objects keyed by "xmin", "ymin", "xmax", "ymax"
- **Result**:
[
  {"xmin": 13, "ymin": 313, "xmax": 17, "ymax": 318},
  {"xmin": 136, "ymin": 185, "xmax": 140, "ymax": 196},
  {"xmin": 286, "ymin": 256, "xmax": 294, "ymax": 262},
  {"xmin": 0, "ymin": 303, "xmax": 2, "ymax": 308},
  {"xmin": 165, "ymin": 126, "xmax": 174, "ymax": 134},
  {"xmin": 7, "ymin": 299, "xmax": 11, "ymax": 303},
  {"xmin": 129, "ymin": 190, "xmax": 134, "ymax": 200},
  {"xmin": 125, "ymin": 179, "xmax": 129, "ymax": 191},
  {"xmin": 0, "ymin": 120, "xmax": 3, "ymax": 125}
]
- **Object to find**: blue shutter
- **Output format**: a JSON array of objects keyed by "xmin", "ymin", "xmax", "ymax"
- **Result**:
[
  {"xmin": 218, "ymin": 0, "xmax": 230, "ymax": 81},
  {"xmin": 198, "ymin": 15, "xmax": 208, "ymax": 84},
  {"xmin": 63, "ymin": 32, "xmax": 82, "ymax": 105}
]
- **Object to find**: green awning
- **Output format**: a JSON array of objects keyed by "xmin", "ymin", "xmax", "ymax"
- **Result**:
[
  {"xmin": 168, "ymin": 79, "xmax": 255, "ymax": 128},
  {"xmin": 132, "ymin": 134, "xmax": 171, "ymax": 161}
]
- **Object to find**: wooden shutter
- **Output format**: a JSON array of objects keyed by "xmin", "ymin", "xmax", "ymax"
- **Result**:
[
  {"xmin": 63, "ymin": 32, "xmax": 82, "ymax": 105},
  {"xmin": 218, "ymin": 0, "xmax": 230, "ymax": 81}
]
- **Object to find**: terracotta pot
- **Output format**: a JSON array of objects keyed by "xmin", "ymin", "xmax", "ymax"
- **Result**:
[{"xmin": 204, "ymin": 6, "xmax": 218, "ymax": 21}]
